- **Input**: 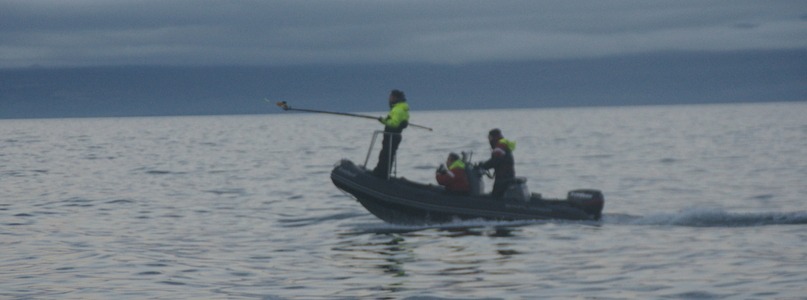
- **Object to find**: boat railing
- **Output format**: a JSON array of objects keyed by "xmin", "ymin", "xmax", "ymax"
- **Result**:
[{"xmin": 363, "ymin": 130, "xmax": 401, "ymax": 179}]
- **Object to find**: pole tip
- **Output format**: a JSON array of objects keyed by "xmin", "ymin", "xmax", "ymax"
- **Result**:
[{"xmin": 276, "ymin": 101, "xmax": 289, "ymax": 110}]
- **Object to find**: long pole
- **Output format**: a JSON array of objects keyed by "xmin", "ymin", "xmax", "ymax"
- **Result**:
[{"xmin": 271, "ymin": 100, "xmax": 433, "ymax": 131}]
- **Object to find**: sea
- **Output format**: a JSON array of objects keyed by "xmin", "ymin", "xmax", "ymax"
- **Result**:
[{"xmin": 2, "ymin": 102, "xmax": 806, "ymax": 299}]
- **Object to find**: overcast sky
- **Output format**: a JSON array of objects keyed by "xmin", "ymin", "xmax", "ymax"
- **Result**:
[{"xmin": 2, "ymin": 0, "xmax": 806, "ymax": 68}]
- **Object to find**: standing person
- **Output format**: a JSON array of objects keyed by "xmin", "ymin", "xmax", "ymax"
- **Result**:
[
  {"xmin": 479, "ymin": 128, "xmax": 516, "ymax": 198},
  {"xmin": 435, "ymin": 152, "xmax": 470, "ymax": 194},
  {"xmin": 372, "ymin": 89, "xmax": 409, "ymax": 178}
]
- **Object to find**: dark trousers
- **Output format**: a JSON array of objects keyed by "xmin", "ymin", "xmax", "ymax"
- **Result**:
[
  {"xmin": 373, "ymin": 132, "xmax": 402, "ymax": 178},
  {"xmin": 491, "ymin": 178, "xmax": 513, "ymax": 198}
]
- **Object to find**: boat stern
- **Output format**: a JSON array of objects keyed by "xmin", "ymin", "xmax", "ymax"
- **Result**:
[{"xmin": 567, "ymin": 189, "xmax": 605, "ymax": 220}]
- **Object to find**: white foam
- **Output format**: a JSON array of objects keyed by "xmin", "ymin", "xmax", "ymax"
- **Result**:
[{"xmin": 616, "ymin": 207, "xmax": 807, "ymax": 227}]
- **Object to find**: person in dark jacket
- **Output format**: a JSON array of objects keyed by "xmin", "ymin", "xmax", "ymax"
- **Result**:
[
  {"xmin": 372, "ymin": 89, "xmax": 409, "ymax": 179},
  {"xmin": 479, "ymin": 128, "xmax": 516, "ymax": 198},
  {"xmin": 436, "ymin": 153, "xmax": 470, "ymax": 194}
]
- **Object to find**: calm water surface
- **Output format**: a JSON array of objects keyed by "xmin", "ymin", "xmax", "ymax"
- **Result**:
[{"xmin": 2, "ymin": 102, "xmax": 806, "ymax": 299}]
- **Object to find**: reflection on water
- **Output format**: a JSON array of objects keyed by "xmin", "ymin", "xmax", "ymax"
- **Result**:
[
  {"xmin": 333, "ymin": 235, "xmax": 414, "ymax": 278},
  {"xmin": 335, "ymin": 225, "xmax": 525, "ymax": 283},
  {"xmin": 440, "ymin": 226, "xmax": 518, "ymax": 238}
]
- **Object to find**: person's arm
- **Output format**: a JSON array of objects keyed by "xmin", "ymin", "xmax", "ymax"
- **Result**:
[
  {"xmin": 480, "ymin": 146, "xmax": 505, "ymax": 170},
  {"xmin": 436, "ymin": 165, "xmax": 453, "ymax": 186},
  {"xmin": 380, "ymin": 105, "xmax": 407, "ymax": 128}
]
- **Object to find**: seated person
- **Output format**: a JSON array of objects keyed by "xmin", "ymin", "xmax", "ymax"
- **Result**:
[{"xmin": 436, "ymin": 153, "xmax": 470, "ymax": 194}]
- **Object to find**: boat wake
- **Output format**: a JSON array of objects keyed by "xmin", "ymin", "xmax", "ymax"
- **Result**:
[
  {"xmin": 605, "ymin": 208, "xmax": 807, "ymax": 227},
  {"xmin": 342, "ymin": 208, "xmax": 807, "ymax": 234}
]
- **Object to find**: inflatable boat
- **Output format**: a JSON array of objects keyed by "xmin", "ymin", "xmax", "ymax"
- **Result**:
[{"xmin": 331, "ymin": 159, "xmax": 604, "ymax": 225}]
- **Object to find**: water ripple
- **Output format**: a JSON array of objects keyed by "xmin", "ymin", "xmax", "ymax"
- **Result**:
[{"xmin": 1, "ymin": 105, "xmax": 805, "ymax": 299}]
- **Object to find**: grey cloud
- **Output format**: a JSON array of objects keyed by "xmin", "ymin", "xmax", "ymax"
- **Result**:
[{"xmin": 1, "ymin": 0, "xmax": 806, "ymax": 67}]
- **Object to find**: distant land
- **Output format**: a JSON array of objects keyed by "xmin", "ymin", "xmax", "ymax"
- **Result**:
[{"xmin": 1, "ymin": 49, "xmax": 805, "ymax": 119}]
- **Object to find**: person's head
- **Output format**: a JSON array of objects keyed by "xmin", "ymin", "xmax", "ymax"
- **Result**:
[
  {"xmin": 388, "ymin": 89, "xmax": 406, "ymax": 107},
  {"xmin": 447, "ymin": 152, "xmax": 460, "ymax": 165},
  {"xmin": 488, "ymin": 128, "xmax": 503, "ymax": 146}
]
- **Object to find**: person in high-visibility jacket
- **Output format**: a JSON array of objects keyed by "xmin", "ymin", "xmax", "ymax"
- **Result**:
[
  {"xmin": 435, "ymin": 153, "xmax": 470, "ymax": 194},
  {"xmin": 372, "ymin": 89, "xmax": 409, "ymax": 178},
  {"xmin": 479, "ymin": 128, "xmax": 516, "ymax": 198}
]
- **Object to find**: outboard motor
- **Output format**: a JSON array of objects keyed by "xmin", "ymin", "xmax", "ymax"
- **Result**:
[
  {"xmin": 567, "ymin": 189, "xmax": 605, "ymax": 220},
  {"xmin": 504, "ymin": 177, "xmax": 530, "ymax": 202}
]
